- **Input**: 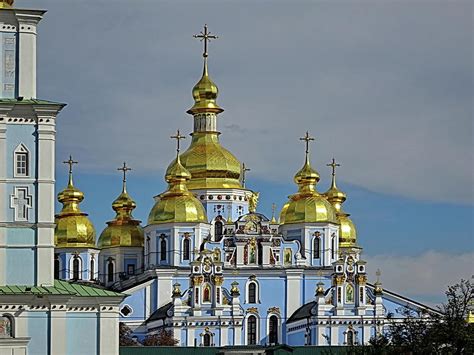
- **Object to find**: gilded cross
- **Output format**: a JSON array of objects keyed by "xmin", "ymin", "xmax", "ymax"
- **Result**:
[
  {"xmin": 299, "ymin": 131, "xmax": 315, "ymax": 154},
  {"xmin": 63, "ymin": 155, "xmax": 78, "ymax": 174},
  {"xmin": 271, "ymin": 203, "xmax": 276, "ymax": 219},
  {"xmin": 193, "ymin": 24, "xmax": 218, "ymax": 58},
  {"xmin": 117, "ymin": 162, "xmax": 132, "ymax": 192},
  {"xmin": 170, "ymin": 129, "xmax": 186, "ymax": 155},
  {"xmin": 242, "ymin": 163, "xmax": 250, "ymax": 187},
  {"xmin": 327, "ymin": 158, "xmax": 341, "ymax": 177}
]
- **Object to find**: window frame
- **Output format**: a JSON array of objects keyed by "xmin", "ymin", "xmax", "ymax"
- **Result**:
[{"xmin": 13, "ymin": 144, "xmax": 29, "ymax": 178}]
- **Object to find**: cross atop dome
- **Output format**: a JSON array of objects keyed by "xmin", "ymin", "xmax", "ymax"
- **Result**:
[
  {"xmin": 171, "ymin": 129, "xmax": 186, "ymax": 155},
  {"xmin": 299, "ymin": 131, "xmax": 315, "ymax": 155},
  {"xmin": 63, "ymin": 155, "xmax": 78, "ymax": 186},
  {"xmin": 193, "ymin": 24, "xmax": 219, "ymax": 58},
  {"xmin": 117, "ymin": 162, "xmax": 132, "ymax": 193},
  {"xmin": 327, "ymin": 158, "xmax": 341, "ymax": 177}
]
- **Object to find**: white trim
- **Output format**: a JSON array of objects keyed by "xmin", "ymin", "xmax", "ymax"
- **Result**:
[
  {"xmin": 9, "ymin": 185, "xmax": 32, "ymax": 222},
  {"xmin": 266, "ymin": 313, "xmax": 281, "ymax": 345},
  {"xmin": 244, "ymin": 313, "xmax": 259, "ymax": 345},
  {"xmin": 13, "ymin": 143, "xmax": 30, "ymax": 178},
  {"xmin": 245, "ymin": 279, "xmax": 260, "ymax": 304},
  {"xmin": 69, "ymin": 254, "xmax": 83, "ymax": 280}
]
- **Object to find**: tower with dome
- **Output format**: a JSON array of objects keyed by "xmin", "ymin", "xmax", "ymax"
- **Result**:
[{"xmin": 0, "ymin": 2, "xmax": 439, "ymax": 352}]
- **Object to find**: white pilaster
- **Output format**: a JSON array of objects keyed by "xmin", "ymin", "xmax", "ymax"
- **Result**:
[
  {"xmin": 49, "ymin": 309, "xmax": 67, "ymax": 355},
  {"xmin": 99, "ymin": 307, "xmax": 120, "ymax": 355},
  {"xmin": 285, "ymin": 269, "xmax": 303, "ymax": 317}
]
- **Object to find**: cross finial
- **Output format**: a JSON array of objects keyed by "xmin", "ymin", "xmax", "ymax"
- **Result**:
[
  {"xmin": 376, "ymin": 269, "xmax": 382, "ymax": 282},
  {"xmin": 170, "ymin": 129, "xmax": 186, "ymax": 156},
  {"xmin": 117, "ymin": 162, "xmax": 132, "ymax": 193},
  {"xmin": 327, "ymin": 158, "xmax": 341, "ymax": 177},
  {"xmin": 299, "ymin": 131, "xmax": 315, "ymax": 155},
  {"xmin": 193, "ymin": 24, "xmax": 218, "ymax": 58},
  {"xmin": 242, "ymin": 163, "xmax": 251, "ymax": 188},
  {"xmin": 63, "ymin": 155, "xmax": 78, "ymax": 186}
]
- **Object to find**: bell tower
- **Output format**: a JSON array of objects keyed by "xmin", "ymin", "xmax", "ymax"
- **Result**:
[{"xmin": 0, "ymin": 2, "xmax": 65, "ymax": 286}]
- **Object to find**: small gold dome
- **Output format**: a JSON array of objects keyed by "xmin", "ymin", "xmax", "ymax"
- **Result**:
[
  {"xmin": 180, "ymin": 132, "xmax": 241, "ymax": 190},
  {"xmin": 55, "ymin": 172, "xmax": 96, "ymax": 248},
  {"xmin": 187, "ymin": 60, "xmax": 223, "ymax": 115},
  {"xmin": 0, "ymin": 0, "xmax": 14, "ymax": 9},
  {"xmin": 98, "ymin": 180, "xmax": 144, "ymax": 249},
  {"xmin": 324, "ymin": 160, "xmax": 357, "ymax": 248},
  {"xmin": 148, "ymin": 155, "xmax": 208, "ymax": 224},
  {"xmin": 280, "ymin": 154, "xmax": 338, "ymax": 225}
]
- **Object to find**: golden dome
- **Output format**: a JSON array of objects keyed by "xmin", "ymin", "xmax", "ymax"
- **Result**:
[
  {"xmin": 324, "ymin": 159, "xmax": 357, "ymax": 248},
  {"xmin": 55, "ymin": 163, "xmax": 96, "ymax": 248},
  {"xmin": 98, "ymin": 170, "xmax": 144, "ymax": 249},
  {"xmin": 280, "ymin": 151, "xmax": 338, "ymax": 225},
  {"xmin": 148, "ymin": 154, "xmax": 208, "ymax": 224},
  {"xmin": 180, "ymin": 132, "xmax": 242, "ymax": 190},
  {"xmin": 0, "ymin": 0, "xmax": 14, "ymax": 9},
  {"xmin": 187, "ymin": 60, "xmax": 223, "ymax": 115}
]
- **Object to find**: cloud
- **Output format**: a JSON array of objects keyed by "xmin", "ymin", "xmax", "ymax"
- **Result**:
[
  {"xmin": 365, "ymin": 251, "xmax": 474, "ymax": 305},
  {"xmin": 19, "ymin": 0, "xmax": 473, "ymax": 204}
]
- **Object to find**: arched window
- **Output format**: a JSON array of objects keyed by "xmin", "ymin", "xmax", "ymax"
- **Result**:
[
  {"xmin": 347, "ymin": 330, "xmax": 354, "ymax": 345},
  {"xmin": 257, "ymin": 242, "xmax": 263, "ymax": 265},
  {"xmin": 160, "ymin": 239, "xmax": 167, "ymax": 261},
  {"xmin": 331, "ymin": 237, "xmax": 335, "ymax": 259},
  {"xmin": 0, "ymin": 315, "xmax": 13, "ymax": 337},
  {"xmin": 203, "ymin": 333, "xmax": 211, "ymax": 346},
  {"xmin": 247, "ymin": 315, "xmax": 257, "ymax": 345},
  {"xmin": 269, "ymin": 315, "xmax": 278, "ymax": 344},
  {"xmin": 72, "ymin": 256, "xmax": 80, "ymax": 280},
  {"xmin": 54, "ymin": 255, "xmax": 60, "ymax": 279},
  {"xmin": 214, "ymin": 221, "xmax": 223, "ymax": 241},
  {"xmin": 183, "ymin": 238, "xmax": 190, "ymax": 261},
  {"xmin": 14, "ymin": 144, "xmax": 29, "ymax": 177},
  {"xmin": 107, "ymin": 259, "xmax": 114, "ymax": 282},
  {"xmin": 248, "ymin": 282, "xmax": 257, "ymax": 303},
  {"xmin": 90, "ymin": 259, "xmax": 95, "ymax": 280},
  {"xmin": 203, "ymin": 284, "xmax": 211, "ymax": 303},
  {"xmin": 313, "ymin": 237, "xmax": 320, "ymax": 259}
]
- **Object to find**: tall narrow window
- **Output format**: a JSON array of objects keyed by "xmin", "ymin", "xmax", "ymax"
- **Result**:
[
  {"xmin": 247, "ymin": 315, "xmax": 257, "ymax": 345},
  {"xmin": 183, "ymin": 238, "xmax": 190, "ymax": 261},
  {"xmin": 331, "ymin": 237, "xmax": 335, "ymax": 259},
  {"xmin": 347, "ymin": 330, "xmax": 354, "ymax": 345},
  {"xmin": 248, "ymin": 282, "xmax": 257, "ymax": 303},
  {"xmin": 269, "ymin": 315, "xmax": 278, "ymax": 344},
  {"xmin": 90, "ymin": 259, "xmax": 95, "ymax": 280},
  {"xmin": 160, "ymin": 239, "xmax": 167, "ymax": 261},
  {"xmin": 14, "ymin": 145, "xmax": 29, "ymax": 177},
  {"xmin": 72, "ymin": 256, "xmax": 80, "ymax": 280},
  {"xmin": 107, "ymin": 260, "xmax": 114, "ymax": 282},
  {"xmin": 127, "ymin": 264, "xmax": 135, "ymax": 275},
  {"xmin": 215, "ymin": 221, "xmax": 223, "ymax": 241},
  {"xmin": 313, "ymin": 237, "xmax": 320, "ymax": 259},
  {"xmin": 203, "ymin": 333, "xmax": 211, "ymax": 346},
  {"xmin": 203, "ymin": 284, "xmax": 211, "ymax": 303},
  {"xmin": 257, "ymin": 242, "xmax": 263, "ymax": 265},
  {"xmin": 54, "ymin": 255, "xmax": 60, "ymax": 279}
]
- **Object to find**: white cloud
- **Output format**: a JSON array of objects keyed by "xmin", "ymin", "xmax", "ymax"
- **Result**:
[{"xmin": 365, "ymin": 251, "xmax": 474, "ymax": 305}]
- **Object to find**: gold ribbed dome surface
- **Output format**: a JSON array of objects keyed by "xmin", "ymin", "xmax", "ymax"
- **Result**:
[
  {"xmin": 148, "ymin": 155, "xmax": 208, "ymax": 224},
  {"xmin": 324, "ymin": 159, "xmax": 357, "ymax": 247},
  {"xmin": 180, "ymin": 132, "xmax": 242, "ymax": 190},
  {"xmin": 55, "ymin": 170, "xmax": 96, "ymax": 248},
  {"xmin": 0, "ymin": 0, "xmax": 14, "ymax": 8},
  {"xmin": 98, "ymin": 178, "xmax": 144, "ymax": 249},
  {"xmin": 280, "ymin": 153, "xmax": 338, "ymax": 225},
  {"xmin": 187, "ymin": 63, "xmax": 223, "ymax": 115}
]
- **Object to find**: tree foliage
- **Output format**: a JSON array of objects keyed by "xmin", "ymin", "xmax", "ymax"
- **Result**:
[
  {"xmin": 119, "ymin": 322, "xmax": 138, "ymax": 346},
  {"xmin": 143, "ymin": 329, "xmax": 179, "ymax": 346}
]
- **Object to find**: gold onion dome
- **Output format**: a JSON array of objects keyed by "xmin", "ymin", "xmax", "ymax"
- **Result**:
[
  {"xmin": 0, "ymin": 0, "xmax": 14, "ymax": 9},
  {"xmin": 279, "ymin": 133, "xmax": 338, "ymax": 225},
  {"xmin": 98, "ymin": 164, "xmax": 144, "ymax": 249},
  {"xmin": 148, "ymin": 135, "xmax": 208, "ymax": 224},
  {"xmin": 55, "ymin": 157, "xmax": 96, "ymax": 248},
  {"xmin": 324, "ymin": 159, "xmax": 357, "ymax": 248},
  {"xmin": 180, "ymin": 25, "xmax": 241, "ymax": 190}
]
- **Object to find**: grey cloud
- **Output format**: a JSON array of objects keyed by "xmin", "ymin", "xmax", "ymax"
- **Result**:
[{"xmin": 19, "ymin": 0, "xmax": 473, "ymax": 204}]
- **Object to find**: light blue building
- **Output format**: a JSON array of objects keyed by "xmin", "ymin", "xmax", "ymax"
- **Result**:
[{"xmin": 0, "ymin": 1, "xmax": 124, "ymax": 354}]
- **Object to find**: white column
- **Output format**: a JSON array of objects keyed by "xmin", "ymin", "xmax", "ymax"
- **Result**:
[
  {"xmin": 0, "ymin": 108, "xmax": 9, "ymax": 286},
  {"xmin": 15, "ymin": 11, "xmax": 45, "ymax": 99},
  {"xmin": 49, "ymin": 309, "xmax": 67, "ymax": 355},
  {"xmin": 156, "ymin": 270, "xmax": 175, "ymax": 308},
  {"xmin": 220, "ymin": 326, "xmax": 228, "ymax": 346},
  {"xmin": 234, "ymin": 325, "xmax": 243, "ymax": 345},
  {"xmin": 99, "ymin": 307, "xmax": 120, "ymax": 355},
  {"xmin": 330, "ymin": 325, "xmax": 338, "ymax": 345},
  {"xmin": 186, "ymin": 327, "xmax": 195, "ymax": 346},
  {"xmin": 285, "ymin": 270, "xmax": 303, "ymax": 318}
]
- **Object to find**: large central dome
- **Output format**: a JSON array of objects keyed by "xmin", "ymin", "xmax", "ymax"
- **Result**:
[{"xmin": 181, "ymin": 50, "xmax": 242, "ymax": 190}]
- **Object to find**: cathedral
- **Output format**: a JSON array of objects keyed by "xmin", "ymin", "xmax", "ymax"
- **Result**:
[{"xmin": 0, "ymin": 1, "xmax": 436, "ymax": 354}]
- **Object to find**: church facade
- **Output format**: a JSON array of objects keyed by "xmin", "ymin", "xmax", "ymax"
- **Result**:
[{"xmin": 0, "ymin": 1, "xmax": 436, "ymax": 353}]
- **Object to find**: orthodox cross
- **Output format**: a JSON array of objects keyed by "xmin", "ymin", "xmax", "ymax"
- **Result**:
[
  {"xmin": 170, "ymin": 129, "xmax": 186, "ymax": 155},
  {"xmin": 242, "ymin": 163, "xmax": 250, "ymax": 188},
  {"xmin": 193, "ymin": 24, "xmax": 218, "ymax": 58},
  {"xmin": 299, "ymin": 131, "xmax": 315, "ymax": 154},
  {"xmin": 271, "ymin": 203, "xmax": 276, "ymax": 220},
  {"xmin": 63, "ymin": 155, "xmax": 78, "ymax": 186},
  {"xmin": 117, "ymin": 162, "xmax": 132, "ymax": 192},
  {"xmin": 327, "ymin": 158, "xmax": 341, "ymax": 177},
  {"xmin": 11, "ymin": 187, "xmax": 32, "ymax": 221}
]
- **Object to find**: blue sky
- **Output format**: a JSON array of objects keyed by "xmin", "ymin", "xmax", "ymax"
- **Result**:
[{"xmin": 19, "ymin": 0, "xmax": 473, "ymax": 305}]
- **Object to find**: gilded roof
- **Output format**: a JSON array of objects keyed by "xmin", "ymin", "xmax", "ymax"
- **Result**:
[{"xmin": 148, "ymin": 154, "xmax": 208, "ymax": 225}]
